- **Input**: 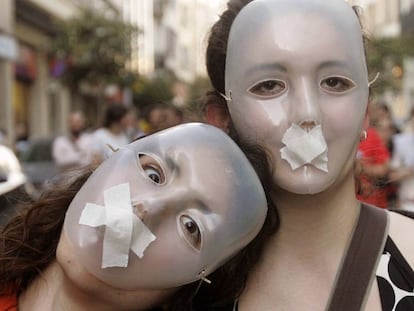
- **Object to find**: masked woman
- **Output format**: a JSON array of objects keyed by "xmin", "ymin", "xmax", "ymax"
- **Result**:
[
  {"xmin": 0, "ymin": 123, "xmax": 277, "ymax": 311},
  {"xmin": 203, "ymin": 0, "xmax": 414, "ymax": 310}
]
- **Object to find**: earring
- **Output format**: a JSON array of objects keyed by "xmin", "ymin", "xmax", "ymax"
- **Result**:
[
  {"xmin": 194, "ymin": 269, "xmax": 212, "ymax": 296},
  {"xmin": 360, "ymin": 130, "xmax": 367, "ymax": 141}
]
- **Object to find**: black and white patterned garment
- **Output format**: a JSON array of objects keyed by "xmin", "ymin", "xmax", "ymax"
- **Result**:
[{"xmin": 376, "ymin": 236, "xmax": 414, "ymax": 311}]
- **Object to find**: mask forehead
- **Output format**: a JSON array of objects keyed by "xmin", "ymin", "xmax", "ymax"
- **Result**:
[
  {"xmin": 63, "ymin": 123, "xmax": 267, "ymax": 289},
  {"xmin": 226, "ymin": 0, "xmax": 368, "ymax": 93}
]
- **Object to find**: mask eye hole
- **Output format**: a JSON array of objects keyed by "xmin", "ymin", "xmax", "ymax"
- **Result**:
[
  {"xmin": 138, "ymin": 154, "xmax": 166, "ymax": 185},
  {"xmin": 248, "ymin": 79, "xmax": 287, "ymax": 98},
  {"xmin": 320, "ymin": 76, "xmax": 356, "ymax": 93},
  {"xmin": 179, "ymin": 215, "xmax": 202, "ymax": 251}
]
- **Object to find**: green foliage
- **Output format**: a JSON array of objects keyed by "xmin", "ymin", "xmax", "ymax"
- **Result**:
[
  {"xmin": 366, "ymin": 35, "xmax": 414, "ymax": 95},
  {"xmin": 50, "ymin": 9, "xmax": 138, "ymax": 90},
  {"xmin": 132, "ymin": 72, "xmax": 175, "ymax": 110},
  {"xmin": 186, "ymin": 76, "xmax": 212, "ymax": 111}
]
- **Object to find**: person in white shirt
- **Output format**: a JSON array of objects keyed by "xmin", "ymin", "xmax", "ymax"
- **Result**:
[
  {"xmin": 91, "ymin": 104, "xmax": 129, "ymax": 162},
  {"xmin": 52, "ymin": 111, "xmax": 94, "ymax": 171}
]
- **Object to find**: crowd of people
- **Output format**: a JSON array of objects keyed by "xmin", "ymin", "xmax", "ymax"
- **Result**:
[
  {"xmin": 51, "ymin": 103, "xmax": 186, "ymax": 173},
  {"xmin": 1, "ymin": 0, "xmax": 414, "ymax": 310}
]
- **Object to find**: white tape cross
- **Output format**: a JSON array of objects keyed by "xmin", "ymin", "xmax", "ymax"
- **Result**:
[
  {"xmin": 280, "ymin": 124, "xmax": 328, "ymax": 172},
  {"xmin": 79, "ymin": 183, "xmax": 156, "ymax": 268}
]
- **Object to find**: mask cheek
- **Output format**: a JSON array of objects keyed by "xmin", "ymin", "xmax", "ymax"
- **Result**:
[
  {"xmin": 229, "ymin": 96, "xmax": 287, "ymax": 141},
  {"xmin": 328, "ymin": 90, "xmax": 368, "ymax": 125},
  {"xmin": 323, "ymin": 104, "xmax": 366, "ymax": 141},
  {"xmin": 128, "ymin": 230, "xmax": 204, "ymax": 288}
]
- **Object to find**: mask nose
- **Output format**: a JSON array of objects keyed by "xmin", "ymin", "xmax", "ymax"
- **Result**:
[
  {"xmin": 299, "ymin": 120, "xmax": 318, "ymax": 132},
  {"xmin": 132, "ymin": 186, "xmax": 191, "ymax": 221},
  {"xmin": 290, "ymin": 77, "xmax": 321, "ymax": 127}
]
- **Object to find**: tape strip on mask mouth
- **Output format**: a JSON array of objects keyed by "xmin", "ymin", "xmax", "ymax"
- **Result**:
[
  {"xmin": 280, "ymin": 124, "xmax": 328, "ymax": 172},
  {"xmin": 79, "ymin": 183, "xmax": 156, "ymax": 268}
]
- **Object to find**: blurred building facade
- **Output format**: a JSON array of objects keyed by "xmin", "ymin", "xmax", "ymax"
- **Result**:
[
  {"xmin": 0, "ymin": 0, "xmax": 224, "ymax": 144},
  {"xmin": 152, "ymin": 0, "xmax": 223, "ymax": 83},
  {"xmin": 0, "ymin": 0, "xmax": 80, "ymax": 146}
]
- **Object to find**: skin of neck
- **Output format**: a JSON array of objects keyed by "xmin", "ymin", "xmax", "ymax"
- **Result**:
[
  {"xmin": 237, "ymin": 167, "xmax": 364, "ymax": 311},
  {"xmin": 269, "ymin": 165, "xmax": 361, "ymax": 259},
  {"xmin": 18, "ymin": 262, "xmax": 174, "ymax": 311},
  {"xmin": 18, "ymin": 233, "xmax": 176, "ymax": 311},
  {"xmin": 18, "ymin": 262, "xmax": 110, "ymax": 311}
]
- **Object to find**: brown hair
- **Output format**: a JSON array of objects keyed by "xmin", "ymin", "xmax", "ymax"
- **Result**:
[
  {"xmin": 205, "ymin": 0, "xmax": 254, "ymax": 96},
  {"xmin": 0, "ymin": 169, "xmax": 92, "ymax": 295}
]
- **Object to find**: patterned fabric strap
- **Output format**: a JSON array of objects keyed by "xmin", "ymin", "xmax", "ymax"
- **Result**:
[{"xmin": 326, "ymin": 204, "xmax": 388, "ymax": 311}]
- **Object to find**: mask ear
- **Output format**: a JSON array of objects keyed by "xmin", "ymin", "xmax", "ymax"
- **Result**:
[{"xmin": 205, "ymin": 103, "xmax": 231, "ymax": 133}]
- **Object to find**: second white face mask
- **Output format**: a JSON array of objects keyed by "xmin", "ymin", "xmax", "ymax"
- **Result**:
[{"xmin": 63, "ymin": 123, "xmax": 268, "ymax": 290}]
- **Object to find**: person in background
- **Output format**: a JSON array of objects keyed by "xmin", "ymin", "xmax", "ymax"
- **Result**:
[
  {"xmin": 145, "ymin": 103, "xmax": 185, "ymax": 135},
  {"xmin": 356, "ymin": 125, "xmax": 390, "ymax": 209},
  {"xmin": 370, "ymin": 102, "xmax": 400, "ymax": 154},
  {"xmin": 124, "ymin": 108, "xmax": 145, "ymax": 142},
  {"xmin": 355, "ymin": 101, "xmax": 391, "ymax": 209},
  {"xmin": 91, "ymin": 104, "xmax": 129, "ymax": 162},
  {"xmin": 400, "ymin": 105, "xmax": 414, "ymax": 133},
  {"xmin": 371, "ymin": 103, "xmax": 400, "ymax": 208},
  {"xmin": 146, "ymin": 103, "xmax": 170, "ymax": 134},
  {"xmin": 52, "ymin": 111, "xmax": 94, "ymax": 172},
  {"xmin": 164, "ymin": 105, "xmax": 184, "ymax": 129}
]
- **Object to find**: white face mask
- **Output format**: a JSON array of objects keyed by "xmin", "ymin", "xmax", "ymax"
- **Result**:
[
  {"xmin": 63, "ymin": 123, "xmax": 267, "ymax": 290},
  {"xmin": 225, "ymin": 0, "xmax": 369, "ymax": 194}
]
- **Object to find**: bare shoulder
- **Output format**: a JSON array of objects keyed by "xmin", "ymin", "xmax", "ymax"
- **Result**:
[{"xmin": 388, "ymin": 211, "xmax": 414, "ymax": 269}]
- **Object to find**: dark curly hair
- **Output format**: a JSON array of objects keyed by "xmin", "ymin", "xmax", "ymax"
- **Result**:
[{"xmin": 0, "ymin": 168, "xmax": 93, "ymax": 296}]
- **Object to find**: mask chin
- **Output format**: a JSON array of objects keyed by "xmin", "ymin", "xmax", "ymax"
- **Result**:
[{"xmin": 274, "ymin": 167, "xmax": 332, "ymax": 195}]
